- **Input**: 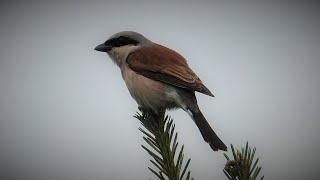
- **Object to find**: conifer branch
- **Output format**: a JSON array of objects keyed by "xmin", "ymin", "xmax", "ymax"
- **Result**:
[
  {"xmin": 223, "ymin": 142, "xmax": 264, "ymax": 180},
  {"xmin": 134, "ymin": 108, "xmax": 194, "ymax": 180}
]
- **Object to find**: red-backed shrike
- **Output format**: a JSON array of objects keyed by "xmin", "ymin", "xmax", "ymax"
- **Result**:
[{"xmin": 95, "ymin": 31, "xmax": 227, "ymax": 151}]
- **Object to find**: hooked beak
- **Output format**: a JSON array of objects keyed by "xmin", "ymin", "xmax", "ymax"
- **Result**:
[{"xmin": 94, "ymin": 43, "xmax": 112, "ymax": 52}]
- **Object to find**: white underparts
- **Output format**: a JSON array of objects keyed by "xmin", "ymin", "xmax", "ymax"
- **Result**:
[
  {"xmin": 165, "ymin": 86, "xmax": 185, "ymax": 109},
  {"xmin": 107, "ymin": 45, "xmax": 189, "ymax": 113}
]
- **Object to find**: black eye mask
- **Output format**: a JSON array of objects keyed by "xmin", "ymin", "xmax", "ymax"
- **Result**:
[{"xmin": 105, "ymin": 36, "xmax": 139, "ymax": 48}]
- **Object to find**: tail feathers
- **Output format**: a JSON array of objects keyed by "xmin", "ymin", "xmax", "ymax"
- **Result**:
[{"xmin": 191, "ymin": 109, "xmax": 227, "ymax": 151}]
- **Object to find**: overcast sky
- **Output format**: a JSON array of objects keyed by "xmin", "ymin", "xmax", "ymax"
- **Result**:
[{"xmin": 0, "ymin": 1, "xmax": 319, "ymax": 179}]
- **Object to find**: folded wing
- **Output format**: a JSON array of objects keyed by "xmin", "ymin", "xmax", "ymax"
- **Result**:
[{"xmin": 126, "ymin": 44, "xmax": 214, "ymax": 97}]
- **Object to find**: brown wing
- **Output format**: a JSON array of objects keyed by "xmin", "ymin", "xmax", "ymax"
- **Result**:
[{"xmin": 126, "ymin": 44, "xmax": 214, "ymax": 97}]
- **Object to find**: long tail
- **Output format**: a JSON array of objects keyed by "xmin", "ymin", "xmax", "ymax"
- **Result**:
[{"xmin": 190, "ymin": 109, "xmax": 227, "ymax": 151}]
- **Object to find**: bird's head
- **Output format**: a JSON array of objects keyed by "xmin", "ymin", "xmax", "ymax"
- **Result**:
[{"xmin": 95, "ymin": 31, "xmax": 152, "ymax": 66}]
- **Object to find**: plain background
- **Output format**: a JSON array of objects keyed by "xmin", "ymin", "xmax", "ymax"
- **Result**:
[{"xmin": 0, "ymin": 1, "xmax": 319, "ymax": 179}]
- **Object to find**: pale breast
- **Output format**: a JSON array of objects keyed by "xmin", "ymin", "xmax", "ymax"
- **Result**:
[
  {"xmin": 109, "ymin": 45, "xmax": 182, "ymax": 110},
  {"xmin": 121, "ymin": 63, "xmax": 173, "ymax": 110}
]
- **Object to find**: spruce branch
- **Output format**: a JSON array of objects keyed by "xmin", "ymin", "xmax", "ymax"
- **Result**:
[
  {"xmin": 223, "ymin": 142, "xmax": 264, "ymax": 180},
  {"xmin": 134, "ymin": 108, "xmax": 193, "ymax": 180}
]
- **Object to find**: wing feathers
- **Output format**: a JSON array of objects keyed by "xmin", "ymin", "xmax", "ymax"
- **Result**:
[{"xmin": 127, "ymin": 44, "xmax": 214, "ymax": 97}]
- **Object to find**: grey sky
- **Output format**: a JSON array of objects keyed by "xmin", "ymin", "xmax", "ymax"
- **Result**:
[{"xmin": 0, "ymin": 1, "xmax": 319, "ymax": 179}]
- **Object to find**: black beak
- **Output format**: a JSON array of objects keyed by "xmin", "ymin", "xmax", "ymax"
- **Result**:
[{"xmin": 94, "ymin": 43, "xmax": 112, "ymax": 52}]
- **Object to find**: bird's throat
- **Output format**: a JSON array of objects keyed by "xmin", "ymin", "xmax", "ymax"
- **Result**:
[{"xmin": 107, "ymin": 45, "xmax": 140, "ymax": 67}]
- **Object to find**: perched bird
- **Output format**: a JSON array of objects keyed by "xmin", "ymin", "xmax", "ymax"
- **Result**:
[{"xmin": 95, "ymin": 31, "xmax": 227, "ymax": 151}]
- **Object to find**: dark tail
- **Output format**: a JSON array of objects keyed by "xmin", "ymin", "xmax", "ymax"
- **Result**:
[{"xmin": 191, "ymin": 109, "xmax": 227, "ymax": 151}]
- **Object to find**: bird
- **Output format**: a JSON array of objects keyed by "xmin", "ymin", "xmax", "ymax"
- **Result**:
[{"xmin": 95, "ymin": 31, "xmax": 227, "ymax": 151}]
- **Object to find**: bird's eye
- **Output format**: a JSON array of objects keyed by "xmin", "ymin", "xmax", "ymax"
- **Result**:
[
  {"xmin": 105, "ymin": 36, "xmax": 138, "ymax": 48},
  {"xmin": 118, "ymin": 36, "xmax": 125, "ymax": 41},
  {"xmin": 117, "ymin": 36, "xmax": 129, "ymax": 44}
]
